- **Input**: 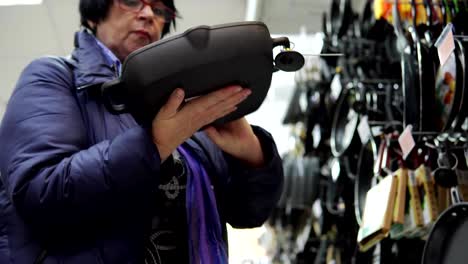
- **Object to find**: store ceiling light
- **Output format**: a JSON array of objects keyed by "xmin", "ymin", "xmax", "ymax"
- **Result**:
[{"xmin": 0, "ymin": 0, "xmax": 42, "ymax": 6}]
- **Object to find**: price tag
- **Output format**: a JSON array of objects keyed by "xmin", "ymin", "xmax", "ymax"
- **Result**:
[
  {"xmin": 434, "ymin": 23, "xmax": 455, "ymax": 66},
  {"xmin": 399, "ymin": 125, "xmax": 416, "ymax": 160},
  {"xmin": 358, "ymin": 116, "xmax": 371, "ymax": 144}
]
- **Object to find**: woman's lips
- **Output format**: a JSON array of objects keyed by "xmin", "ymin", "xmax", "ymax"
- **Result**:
[{"xmin": 133, "ymin": 30, "xmax": 151, "ymax": 41}]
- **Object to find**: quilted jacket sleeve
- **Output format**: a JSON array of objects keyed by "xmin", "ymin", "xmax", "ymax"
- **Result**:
[
  {"xmin": 0, "ymin": 57, "xmax": 161, "ymax": 233},
  {"xmin": 222, "ymin": 126, "xmax": 284, "ymax": 228},
  {"xmin": 194, "ymin": 126, "xmax": 284, "ymax": 228}
]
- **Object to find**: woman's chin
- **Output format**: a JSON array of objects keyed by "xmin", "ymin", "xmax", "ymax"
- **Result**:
[{"xmin": 129, "ymin": 38, "xmax": 151, "ymax": 50}]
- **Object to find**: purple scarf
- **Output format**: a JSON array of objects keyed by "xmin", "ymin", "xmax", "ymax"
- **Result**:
[{"xmin": 177, "ymin": 145, "xmax": 228, "ymax": 264}]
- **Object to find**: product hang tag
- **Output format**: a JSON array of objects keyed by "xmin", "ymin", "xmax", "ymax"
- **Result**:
[
  {"xmin": 358, "ymin": 116, "xmax": 372, "ymax": 144},
  {"xmin": 434, "ymin": 23, "xmax": 455, "ymax": 66},
  {"xmin": 399, "ymin": 125, "xmax": 416, "ymax": 160}
]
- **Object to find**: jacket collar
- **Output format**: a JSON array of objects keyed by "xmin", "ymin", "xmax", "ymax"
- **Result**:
[{"xmin": 70, "ymin": 30, "xmax": 119, "ymax": 90}]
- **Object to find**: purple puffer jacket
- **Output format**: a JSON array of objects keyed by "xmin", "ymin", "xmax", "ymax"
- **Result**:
[{"xmin": 0, "ymin": 30, "xmax": 283, "ymax": 264}]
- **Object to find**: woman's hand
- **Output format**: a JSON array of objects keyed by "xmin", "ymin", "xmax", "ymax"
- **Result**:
[
  {"xmin": 151, "ymin": 85, "xmax": 251, "ymax": 161},
  {"xmin": 204, "ymin": 118, "xmax": 265, "ymax": 168}
]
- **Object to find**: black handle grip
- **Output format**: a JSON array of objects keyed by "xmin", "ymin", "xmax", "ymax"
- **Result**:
[
  {"xmin": 272, "ymin": 37, "xmax": 291, "ymax": 49},
  {"xmin": 101, "ymin": 79, "xmax": 129, "ymax": 114}
]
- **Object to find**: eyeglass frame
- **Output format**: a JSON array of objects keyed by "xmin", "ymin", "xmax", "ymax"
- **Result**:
[{"xmin": 116, "ymin": 0, "xmax": 176, "ymax": 23}]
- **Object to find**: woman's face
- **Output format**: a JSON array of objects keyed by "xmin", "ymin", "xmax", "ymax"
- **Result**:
[{"xmin": 93, "ymin": 0, "xmax": 166, "ymax": 62}]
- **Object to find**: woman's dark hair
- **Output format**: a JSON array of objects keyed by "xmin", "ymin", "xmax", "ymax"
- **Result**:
[{"xmin": 79, "ymin": 0, "xmax": 177, "ymax": 37}]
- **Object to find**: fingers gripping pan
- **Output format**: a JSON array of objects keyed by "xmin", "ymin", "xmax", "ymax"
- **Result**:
[{"xmin": 101, "ymin": 21, "xmax": 305, "ymax": 125}]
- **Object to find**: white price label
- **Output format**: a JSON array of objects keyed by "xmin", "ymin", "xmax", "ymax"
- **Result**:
[
  {"xmin": 435, "ymin": 23, "xmax": 455, "ymax": 66},
  {"xmin": 399, "ymin": 125, "xmax": 416, "ymax": 160}
]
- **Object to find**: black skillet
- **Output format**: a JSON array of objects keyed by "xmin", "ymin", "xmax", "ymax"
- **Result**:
[
  {"xmin": 429, "ymin": 3, "xmax": 461, "ymax": 132},
  {"xmin": 322, "ymin": 12, "xmax": 332, "ymax": 38},
  {"xmin": 405, "ymin": 0, "xmax": 439, "ymax": 133},
  {"xmin": 304, "ymin": 81, "xmax": 333, "ymax": 156},
  {"xmin": 451, "ymin": 0, "xmax": 468, "ymax": 35},
  {"xmin": 393, "ymin": 0, "xmax": 422, "ymax": 134},
  {"xmin": 330, "ymin": 0, "xmax": 354, "ymax": 40},
  {"xmin": 330, "ymin": 25, "xmax": 363, "ymax": 159},
  {"xmin": 321, "ymin": 13, "xmax": 340, "ymax": 69},
  {"xmin": 354, "ymin": 135, "xmax": 379, "ymax": 226},
  {"xmin": 394, "ymin": 0, "xmax": 436, "ymax": 134},
  {"xmin": 330, "ymin": 83, "xmax": 362, "ymax": 158},
  {"xmin": 452, "ymin": 37, "xmax": 468, "ymax": 131},
  {"xmin": 282, "ymin": 83, "xmax": 307, "ymax": 125},
  {"xmin": 360, "ymin": 0, "xmax": 375, "ymax": 39},
  {"xmin": 414, "ymin": 0, "xmax": 439, "ymax": 132},
  {"xmin": 421, "ymin": 202, "xmax": 468, "ymax": 264},
  {"xmin": 354, "ymin": 83, "xmax": 400, "ymax": 226},
  {"xmin": 433, "ymin": 34, "xmax": 465, "ymax": 132},
  {"xmin": 363, "ymin": 3, "xmax": 401, "ymax": 79}
]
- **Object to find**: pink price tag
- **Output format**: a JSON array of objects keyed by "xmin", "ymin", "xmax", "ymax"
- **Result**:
[
  {"xmin": 398, "ymin": 125, "xmax": 416, "ymax": 160},
  {"xmin": 435, "ymin": 23, "xmax": 455, "ymax": 66}
]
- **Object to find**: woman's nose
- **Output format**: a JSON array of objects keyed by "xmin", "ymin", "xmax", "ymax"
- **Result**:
[{"xmin": 138, "ymin": 4, "xmax": 155, "ymax": 19}]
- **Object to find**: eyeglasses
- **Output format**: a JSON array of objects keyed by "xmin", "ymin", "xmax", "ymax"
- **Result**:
[{"xmin": 117, "ymin": 0, "xmax": 176, "ymax": 23}]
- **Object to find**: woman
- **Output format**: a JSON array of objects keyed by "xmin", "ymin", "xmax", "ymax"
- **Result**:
[{"xmin": 0, "ymin": 0, "xmax": 284, "ymax": 263}]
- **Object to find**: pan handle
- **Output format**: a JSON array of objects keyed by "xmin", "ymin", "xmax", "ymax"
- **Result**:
[
  {"xmin": 451, "ymin": 187, "xmax": 463, "ymax": 204},
  {"xmin": 272, "ymin": 37, "xmax": 291, "ymax": 49},
  {"xmin": 101, "ymin": 79, "xmax": 129, "ymax": 114}
]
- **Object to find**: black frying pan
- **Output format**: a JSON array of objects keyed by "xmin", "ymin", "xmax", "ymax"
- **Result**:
[
  {"xmin": 453, "ymin": 37, "xmax": 468, "ymax": 130},
  {"xmin": 393, "ymin": 0, "xmax": 421, "ymax": 133},
  {"xmin": 422, "ymin": 202, "xmax": 468, "ymax": 264},
  {"xmin": 450, "ymin": 39, "xmax": 465, "ymax": 129},
  {"xmin": 433, "ymin": 37, "xmax": 465, "ymax": 131},
  {"xmin": 322, "ymin": 12, "xmax": 332, "ymax": 38},
  {"xmin": 330, "ymin": 0, "xmax": 353, "ymax": 39},
  {"xmin": 330, "ymin": 84, "xmax": 361, "ymax": 157},
  {"xmin": 408, "ymin": 0, "xmax": 439, "ymax": 133},
  {"xmin": 413, "ymin": 0, "xmax": 438, "ymax": 133},
  {"xmin": 452, "ymin": 0, "xmax": 468, "ymax": 35},
  {"xmin": 354, "ymin": 136, "xmax": 378, "ymax": 226},
  {"xmin": 360, "ymin": 0, "xmax": 375, "ymax": 39}
]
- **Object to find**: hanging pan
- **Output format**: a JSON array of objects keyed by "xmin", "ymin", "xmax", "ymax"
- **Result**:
[
  {"xmin": 433, "ymin": 31, "xmax": 465, "ymax": 132},
  {"xmin": 330, "ymin": 0, "xmax": 354, "ymax": 39},
  {"xmin": 421, "ymin": 202, "xmax": 468, "ymax": 264},
  {"xmin": 354, "ymin": 136, "xmax": 380, "ymax": 226},
  {"xmin": 330, "ymin": 84, "xmax": 362, "ymax": 157},
  {"xmin": 452, "ymin": 36, "xmax": 468, "ymax": 130},
  {"xmin": 413, "ymin": 0, "xmax": 439, "ymax": 133},
  {"xmin": 360, "ymin": 0, "xmax": 375, "ymax": 39},
  {"xmin": 393, "ymin": 0, "xmax": 422, "ymax": 133}
]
